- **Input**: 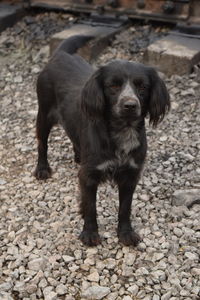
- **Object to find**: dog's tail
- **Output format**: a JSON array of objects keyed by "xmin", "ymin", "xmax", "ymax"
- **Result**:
[{"xmin": 53, "ymin": 35, "xmax": 93, "ymax": 56}]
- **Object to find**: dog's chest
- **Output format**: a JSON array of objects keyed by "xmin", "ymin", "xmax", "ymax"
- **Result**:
[
  {"xmin": 97, "ymin": 127, "xmax": 140, "ymax": 172},
  {"xmin": 113, "ymin": 126, "xmax": 140, "ymax": 155}
]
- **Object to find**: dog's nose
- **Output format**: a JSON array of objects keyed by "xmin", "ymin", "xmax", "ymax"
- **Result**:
[{"xmin": 124, "ymin": 101, "xmax": 137, "ymax": 110}]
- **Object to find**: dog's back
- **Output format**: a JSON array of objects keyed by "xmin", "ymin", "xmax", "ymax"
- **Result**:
[{"xmin": 36, "ymin": 35, "xmax": 94, "ymax": 157}]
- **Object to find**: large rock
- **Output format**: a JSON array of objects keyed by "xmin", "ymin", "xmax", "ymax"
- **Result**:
[
  {"xmin": 172, "ymin": 189, "xmax": 200, "ymax": 207},
  {"xmin": 82, "ymin": 285, "xmax": 110, "ymax": 299},
  {"xmin": 0, "ymin": 3, "xmax": 24, "ymax": 32},
  {"xmin": 50, "ymin": 21, "xmax": 127, "ymax": 60},
  {"xmin": 144, "ymin": 34, "xmax": 200, "ymax": 76},
  {"xmin": 28, "ymin": 257, "xmax": 47, "ymax": 271}
]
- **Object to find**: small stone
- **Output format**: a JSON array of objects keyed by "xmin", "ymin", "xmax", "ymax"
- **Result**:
[
  {"xmin": 191, "ymin": 268, "xmax": 200, "ymax": 275},
  {"xmin": 122, "ymin": 265, "xmax": 134, "ymax": 277},
  {"xmin": 25, "ymin": 284, "xmax": 37, "ymax": 294},
  {"xmin": 28, "ymin": 257, "xmax": 46, "ymax": 271},
  {"xmin": 173, "ymin": 228, "xmax": 182, "ymax": 237},
  {"xmin": 39, "ymin": 278, "xmax": 48, "ymax": 288},
  {"xmin": 139, "ymin": 194, "xmax": 150, "ymax": 201},
  {"xmin": 108, "ymin": 292, "xmax": 118, "ymax": 300},
  {"xmin": 153, "ymin": 252, "xmax": 165, "ymax": 262},
  {"xmin": 116, "ymin": 249, "xmax": 123, "ymax": 259},
  {"xmin": 159, "ymin": 136, "xmax": 168, "ymax": 142},
  {"xmin": 87, "ymin": 271, "xmax": 100, "ymax": 282},
  {"xmin": 14, "ymin": 75, "xmax": 23, "ymax": 83},
  {"xmin": 86, "ymin": 248, "xmax": 98, "ymax": 256},
  {"xmin": 153, "ymin": 295, "xmax": 160, "ymax": 300},
  {"xmin": 172, "ymin": 189, "xmax": 200, "ymax": 207},
  {"xmin": 0, "ymin": 179, "xmax": 6, "ymax": 185},
  {"xmin": 110, "ymin": 274, "xmax": 118, "ymax": 284},
  {"xmin": 44, "ymin": 291, "xmax": 57, "ymax": 300},
  {"xmin": 124, "ymin": 252, "xmax": 136, "ymax": 266},
  {"xmin": 74, "ymin": 249, "xmax": 82, "ymax": 260},
  {"xmin": 32, "ymin": 66, "xmax": 40, "ymax": 74},
  {"xmin": 82, "ymin": 285, "xmax": 110, "ymax": 299},
  {"xmin": 127, "ymin": 284, "xmax": 139, "ymax": 295},
  {"xmin": 0, "ymin": 292, "xmax": 14, "ymax": 300},
  {"xmin": 161, "ymin": 291, "xmax": 171, "ymax": 300},
  {"xmin": 185, "ymin": 252, "xmax": 198, "ymax": 260},
  {"xmin": 62, "ymin": 255, "xmax": 75, "ymax": 263},
  {"xmin": 152, "ymin": 270, "xmax": 166, "ymax": 282},
  {"xmin": 0, "ymin": 282, "xmax": 13, "ymax": 292},
  {"xmin": 135, "ymin": 267, "xmax": 149, "ymax": 276},
  {"xmin": 123, "ymin": 296, "xmax": 132, "ymax": 300},
  {"xmin": 181, "ymin": 88, "xmax": 195, "ymax": 96},
  {"xmin": 56, "ymin": 284, "xmax": 67, "ymax": 295}
]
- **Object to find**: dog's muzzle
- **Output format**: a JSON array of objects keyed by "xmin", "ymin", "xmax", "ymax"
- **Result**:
[{"xmin": 122, "ymin": 97, "xmax": 141, "ymax": 118}]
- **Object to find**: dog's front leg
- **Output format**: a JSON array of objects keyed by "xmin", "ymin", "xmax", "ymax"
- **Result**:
[
  {"xmin": 117, "ymin": 172, "xmax": 141, "ymax": 247},
  {"xmin": 79, "ymin": 169, "xmax": 101, "ymax": 246}
]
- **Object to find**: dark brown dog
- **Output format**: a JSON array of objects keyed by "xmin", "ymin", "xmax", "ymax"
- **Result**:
[{"xmin": 34, "ymin": 35, "xmax": 170, "ymax": 246}]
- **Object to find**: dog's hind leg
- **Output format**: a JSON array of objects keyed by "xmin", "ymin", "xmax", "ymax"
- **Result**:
[
  {"xmin": 34, "ymin": 73, "xmax": 58, "ymax": 180},
  {"xmin": 73, "ymin": 145, "xmax": 81, "ymax": 164}
]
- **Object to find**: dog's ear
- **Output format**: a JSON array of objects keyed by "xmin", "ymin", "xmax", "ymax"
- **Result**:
[
  {"xmin": 81, "ymin": 69, "xmax": 105, "ymax": 121},
  {"xmin": 147, "ymin": 67, "xmax": 170, "ymax": 127}
]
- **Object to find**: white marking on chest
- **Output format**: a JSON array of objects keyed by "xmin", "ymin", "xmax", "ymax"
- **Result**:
[
  {"xmin": 113, "ymin": 126, "xmax": 140, "ymax": 154},
  {"xmin": 97, "ymin": 124, "xmax": 140, "ymax": 172},
  {"xmin": 96, "ymin": 156, "xmax": 138, "ymax": 172}
]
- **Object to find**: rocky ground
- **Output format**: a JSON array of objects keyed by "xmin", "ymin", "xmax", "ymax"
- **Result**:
[{"xmin": 0, "ymin": 12, "xmax": 200, "ymax": 300}]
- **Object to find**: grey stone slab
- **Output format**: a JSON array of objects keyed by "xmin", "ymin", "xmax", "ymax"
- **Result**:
[
  {"xmin": 0, "ymin": 3, "xmax": 24, "ymax": 32},
  {"xmin": 143, "ymin": 34, "xmax": 200, "ymax": 76},
  {"xmin": 50, "ymin": 23, "xmax": 125, "ymax": 60}
]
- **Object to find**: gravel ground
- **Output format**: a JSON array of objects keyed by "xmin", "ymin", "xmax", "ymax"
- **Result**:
[{"xmin": 0, "ymin": 12, "xmax": 200, "ymax": 300}]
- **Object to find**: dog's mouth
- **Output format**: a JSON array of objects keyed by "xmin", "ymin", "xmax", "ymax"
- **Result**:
[
  {"xmin": 121, "ymin": 108, "xmax": 141, "ymax": 120},
  {"xmin": 112, "ymin": 104, "xmax": 141, "ymax": 120}
]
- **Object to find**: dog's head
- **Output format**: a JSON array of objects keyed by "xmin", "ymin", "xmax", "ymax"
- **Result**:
[{"xmin": 81, "ymin": 60, "xmax": 170, "ymax": 126}]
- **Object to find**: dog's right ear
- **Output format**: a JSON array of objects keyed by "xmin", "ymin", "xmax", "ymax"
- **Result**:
[{"xmin": 81, "ymin": 69, "xmax": 105, "ymax": 121}]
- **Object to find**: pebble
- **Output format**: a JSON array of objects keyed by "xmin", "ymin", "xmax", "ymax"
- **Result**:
[
  {"xmin": 87, "ymin": 271, "xmax": 100, "ymax": 282},
  {"xmin": 127, "ymin": 284, "xmax": 139, "ymax": 295},
  {"xmin": 44, "ymin": 291, "xmax": 57, "ymax": 300},
  {"xmin": 124, "ymin": 252, "xmax": 136, "ymax": 265},
  {"xmin": 153, "ymin": 252, "xmax": 165, "ymax": 262},
  {"xmin": 82, "ymin": 285, "xmax": 110, "ymax": 299},
  {"xmin": 28, "ymin": 257, "xmax": 46, "ymax": 271},
  {"xmin": 62, "ymin": 255, "xmax": 75, "ymax": 263},
  {"xmin": 184, "ymin": 252, "xmax": 198, "ymax": 260},
  {"xmin": 161, "ymin": 291, "xmax": 171, "ymax": 300},
  {"xmin": 0, "ymin": 292, "xmax": 14, "ymax": 300},
  {"xmin": 56, "ymin": 283, "xmax": 68, "ymax": 295},
  {"xmin": 172, "ymin": 189, "xmax": 200, "ymax": 207},
  {"xmin": 173, "ymin": 228, "xmax": 182, "ymax": 237}
]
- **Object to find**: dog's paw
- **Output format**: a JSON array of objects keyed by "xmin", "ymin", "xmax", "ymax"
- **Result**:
[
  {"xmin": 79, "ymin": 230, "xmax": 100, "ymax": 246},
  {"xmin": 118, "ymin": 230, "xmax": 141, "ymax": 247},
  {"xmin": 34, "ymin": 165, "xmax": 52, "ymax": 180}
]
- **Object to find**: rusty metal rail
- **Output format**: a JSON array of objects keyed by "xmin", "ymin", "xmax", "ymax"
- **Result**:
[{"xmin": 28, "ymin": 0, "xmax": 200, "ymax": 24}]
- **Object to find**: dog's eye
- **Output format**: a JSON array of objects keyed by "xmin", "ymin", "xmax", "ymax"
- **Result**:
[
  {"xmin": 136, "ymin": 83, "xmax": 146, "ymax": 94},
  {"xmin": 137, "ymin": 84, "xmax": 145, "ymax": 91},
  {"xmin": 109, "ymin": 85, "xmax": 121, "ymax": 92}
]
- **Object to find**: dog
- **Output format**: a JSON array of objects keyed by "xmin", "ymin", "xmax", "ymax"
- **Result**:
[{"xmin": 34, "ymin": 35, "xmax": 170, "ymax": 247}]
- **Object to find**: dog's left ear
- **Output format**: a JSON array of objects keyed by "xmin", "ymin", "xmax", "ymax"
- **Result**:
[
  {"xmin": 81, "ymin": 68, "xmax": 105, "ymax": 121},
  {"xmin": 147, "ymin": 67, "xmax": 170, "ymax": 127}
]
